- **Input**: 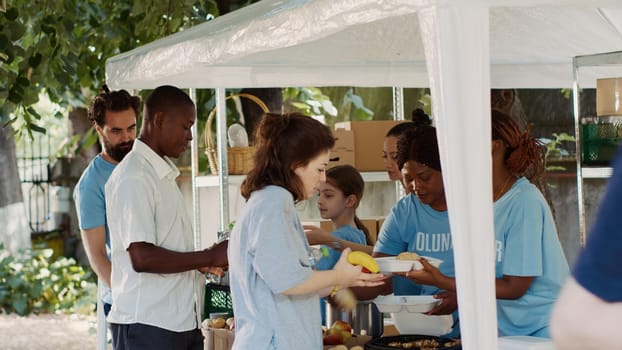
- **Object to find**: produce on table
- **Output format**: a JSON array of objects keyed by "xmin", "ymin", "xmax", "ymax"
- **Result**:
[
  {"xmin": 209, "ymin": 317, "xmax": 226, "ymax": 329},
  {"xmin": 226, "ymin": 317, "xmax": 235, "ymax": 330},
  {"xmin": 326, "ymin": 345, "xmax": 348, "ymax": 350},
  {"xmin": 347, "ymin": 251, "xmax": 380, "ymax": 273},
  {"xmin": 323, "ymin": 320, "xmax": 353, "ymax": 345}
]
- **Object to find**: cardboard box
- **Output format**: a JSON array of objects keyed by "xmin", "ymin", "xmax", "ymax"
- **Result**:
[
  {"xmin": 329, "ymin": 129, "xmax": 355, "ymax": 168},
  {"xmin": 597, "ymin": 78, "xmax": 622, "ymax": 116},
  {"xmin": 334, "ymin": 121, "xmax": 403, "ymax": 171},
  {"xmin": 202, "ymin": 327, "xmax": 234, "ymax": 350}
]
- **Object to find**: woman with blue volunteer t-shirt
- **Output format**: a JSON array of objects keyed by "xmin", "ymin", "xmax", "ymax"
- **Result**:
[
  {"xmin": 407, "ymin": 110, "xmax": 569, "ymax": 338},
  {"xmin": 368, "ymin": 124, "xmax": 459, "ymax": 337}
]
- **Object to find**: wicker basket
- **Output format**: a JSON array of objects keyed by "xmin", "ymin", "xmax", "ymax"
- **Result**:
[{"xmin": 205, "ymin": 93, "xmax": 269, "ymax": 175}]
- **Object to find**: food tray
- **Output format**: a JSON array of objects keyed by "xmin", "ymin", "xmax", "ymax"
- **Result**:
[
  {"xmin": 374, "ymin": 256, "xmax": 443, "ymax": 273},
  {"xmin": 373, "ymin": 295, "xmax": 440, "ymax": 313},
  {"xmin": 365, "ymin": 334, "xmax": 461, "ymax": 350}
]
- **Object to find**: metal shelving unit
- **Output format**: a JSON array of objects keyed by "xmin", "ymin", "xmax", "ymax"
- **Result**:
[
  {"xmin": 572, "ymin": 51, "xmax": 622, "ymax": 245},
  {"xmin": 195, "ymin": 171, "xmax": 392, "ymax": 188},
  {"xmin": 191, "ymin": 88, "xmax": 407, "ymax": 242}
]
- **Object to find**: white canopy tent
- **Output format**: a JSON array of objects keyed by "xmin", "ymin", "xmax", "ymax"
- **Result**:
[{"xmin": 106, "ymin": 1, "xmax": 622, "ymax": 349}]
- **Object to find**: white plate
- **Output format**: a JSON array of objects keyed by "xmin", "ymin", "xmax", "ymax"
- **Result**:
[
  {"xmin": 374, "ymin": 256, "xmax": 443, "ymax": 273},
  {"xmin": 373, "ymin": 295, "xmax": 440, "ymax": 313}
]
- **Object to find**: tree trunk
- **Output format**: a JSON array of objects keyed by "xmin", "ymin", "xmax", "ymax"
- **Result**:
[
  {"xmin": 239, "ymin": 88, "xmax": 283, "ymax": 144},
  {"xmin": 0, "ymin": 126, "xmax": 22, "ymax": 207},
  {"xmin": 0, "ymin": 125, "xmax": 31, "ymax": 252}
]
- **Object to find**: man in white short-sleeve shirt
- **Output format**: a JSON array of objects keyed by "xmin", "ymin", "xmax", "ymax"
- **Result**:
[{"xmin": 105, "ymin": 85, "xmax": 228, "ymax": 350}]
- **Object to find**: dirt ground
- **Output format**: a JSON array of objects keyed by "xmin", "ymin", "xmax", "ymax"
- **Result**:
[{"xmin": 0, "ymin": 313, "xmax": 110, "ymax": 350}]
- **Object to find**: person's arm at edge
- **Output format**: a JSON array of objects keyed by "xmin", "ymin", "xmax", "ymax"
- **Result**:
[
  {"xmin": 128, "ymin": 240, "xmax": 228, "ymax": 274},
  {"xmin": 551, "ymin": 277, "xmax": 622, "ymax": 350},
  {"xmin": 80, "ymin": 226, "xmax": 111, "ymax": 287},
  {"xmin": 304, "ymin": 225, "xmax": 373, "ymax": 254},
  {"xmin": 408, "ymin": 258, "xmax": 533, "ymax": 299}
]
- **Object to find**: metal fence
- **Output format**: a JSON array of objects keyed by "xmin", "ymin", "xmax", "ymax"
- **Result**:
[{"xmin": 16, "ymin": 133, "xmax": 53, "ymax": 234}]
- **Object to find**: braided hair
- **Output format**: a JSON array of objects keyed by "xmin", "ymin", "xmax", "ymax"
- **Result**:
[{"xmin": 491, "ymin": 109, "xmax": 545, "ymax": 182}]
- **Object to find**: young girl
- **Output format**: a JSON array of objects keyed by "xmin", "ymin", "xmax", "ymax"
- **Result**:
[
  {"xmin": 311, "ymin": 165, "xmax": 371, "ymax": 325},
  {"xmin": 314, "ymin": 165, "xmax": 371, "ymax": 271},
  {"xmin": 228, "ymin": 113, "xmax": 385, "ymax": 350}
]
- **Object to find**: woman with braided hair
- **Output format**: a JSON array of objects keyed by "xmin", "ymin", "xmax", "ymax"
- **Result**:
[{"xmin": 407, "ymin": 109, "xmax": 569, "ymax": 338}]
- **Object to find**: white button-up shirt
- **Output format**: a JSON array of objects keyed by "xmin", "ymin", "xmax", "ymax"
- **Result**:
[{"xmin": 105, "ymin": 139, "xmax": 202, "ymax": 332}]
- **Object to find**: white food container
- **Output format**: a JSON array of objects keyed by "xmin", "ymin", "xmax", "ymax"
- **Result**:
[
  {"xmin": 374, "ymin": 256, "xmax": 443, "ymax": 273},
  {"xmin": 498, "ymin": 336, "xmax": 556, "ymax": 350},
  {"xmin": 373, "ymin": 295, "xmax": 453, "ymax": 336}
]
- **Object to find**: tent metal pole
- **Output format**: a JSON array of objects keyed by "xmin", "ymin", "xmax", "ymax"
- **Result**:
[
  {"xmin": 189, "ymin": 88, "xmax": 201, "ymax": 250},
  {"xmin": 571, "ymin": 58, "xmax": 587, "ymax": 247},
  {"xmin": 392, "ymin": 86, "xmax": 406, "ymax": 199},
  {"xmin": 392, "ymin": 86, "xmax": 405, "ymax": 121},
  {"xmin": 215, "ymin": 88, "xmax": 230, "ymax": 232}
]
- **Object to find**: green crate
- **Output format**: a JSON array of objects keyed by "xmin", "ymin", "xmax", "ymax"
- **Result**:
[
  {"xmin": 204, "ymin": 284, "xmax": 233, "ymax": 319},
  {"xmin": 582, "ymin": 122, "xmax": 622, "ymax": 165}
]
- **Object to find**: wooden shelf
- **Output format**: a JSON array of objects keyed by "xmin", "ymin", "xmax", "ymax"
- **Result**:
[{"xmin": 581, "ymin": 167, "xmax": 613, "ymax": 179}]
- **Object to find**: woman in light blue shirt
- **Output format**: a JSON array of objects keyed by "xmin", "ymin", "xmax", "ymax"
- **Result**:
[
  {"xmin": 409, "ymin": 110, "xmax": 569, "ymax": 338},
  {"xmin": 228, "ymin": 113, "xmax": 385, "ymax": 350}
]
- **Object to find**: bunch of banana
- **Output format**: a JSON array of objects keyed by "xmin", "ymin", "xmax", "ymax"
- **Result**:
[{"xmin": 347, "ymin": 251, "xmax": 379, "ymax": 273}]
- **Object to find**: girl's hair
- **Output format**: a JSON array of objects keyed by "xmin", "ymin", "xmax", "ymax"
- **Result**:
[
  {"xmin": 491, "ymin": 109, "xmax": 544, "ymax": 182},
  {"xmin": 325, "ymin": 165, "xmax": 371, "ymax": 245},
  {"xmin": 241, "ymin": 112, "xmax": 335, "ymax": 201},
  {"xmin": 384, "ymin": 109, "xmax": 432, "ymax": 137},
  {"xmin": 396, "ymin": 125, "xmax": 441, "ymax": 172}
]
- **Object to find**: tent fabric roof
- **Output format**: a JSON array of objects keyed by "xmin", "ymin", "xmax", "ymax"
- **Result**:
[{"xmin": 106, "ymin": 0, "xmax": 622, "ymax": 89}]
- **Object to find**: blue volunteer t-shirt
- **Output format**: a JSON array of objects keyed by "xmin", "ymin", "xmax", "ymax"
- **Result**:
[
  {"xmin": 73, "ymin": 154, "xmax": 115, "ymax": 304},
  {"xmin": 315, "ymin": 225, "xmax": 367, "ymax": 271},
  {"xmin": 493, "ymin": 177, "xmax": 569, "ymax": 338},
  {"xmin": 374, "ymin": 193, "xmax": 458, "ymax": 338},
  {"xmin": 315, "ymin": 225, "xmax": 366, "ymax": 325},
  {"xmin": 374, "ymin": 193, "xmax": 455, "ymax": 296},
  {"xmin": 574, "ymin": 149, "xmax": 622, "ymax": 302}
]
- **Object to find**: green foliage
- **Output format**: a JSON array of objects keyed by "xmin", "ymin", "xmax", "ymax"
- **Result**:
[
  {"xmin": 343, "ymin": 88, "xmax": 374, "ymax": 120},
  {"xmin": 0, "ymin": 243, "xmax": 97, "ymax": 316},
  {"xmin": 540, "ymin": 132, "xmax": 576, "ymax": 172},
  {"xmin": 541, "ymin": 132, "xmax": 576, "ymax": 159},
  {"xmin": 1, "ymin": 0, "xmax": 221, "ymax": 136},
  {"xmin": 283, "ymin": 87, "xmax": 338, "ymax": 118}
]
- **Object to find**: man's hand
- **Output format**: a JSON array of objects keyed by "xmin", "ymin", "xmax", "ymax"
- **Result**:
[{"xmin": 204, "ymin": 240, "xmax": 229, "ymax": 267}]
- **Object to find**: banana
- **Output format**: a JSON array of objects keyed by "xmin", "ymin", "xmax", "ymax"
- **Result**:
[{"xmin": 347, "ymin": 251, "xmax": 380, "ymax": 273}]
